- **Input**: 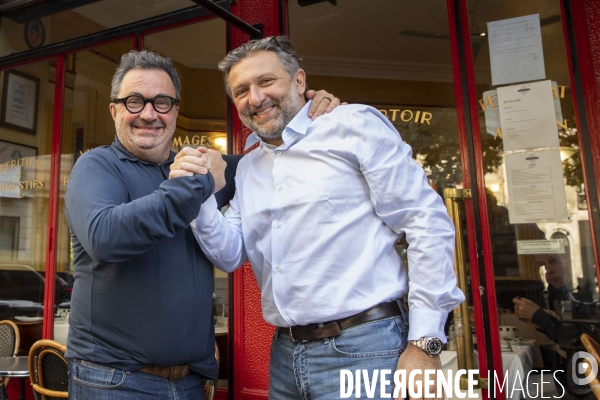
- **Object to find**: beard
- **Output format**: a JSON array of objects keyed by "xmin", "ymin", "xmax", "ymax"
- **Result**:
[
  {"xmin": 239, "ymin": 85, "xmax": 304, "ymax": 141},
  {"xmin": 116, "ymin": 117, "xmax": 174, "ymax": 164}
]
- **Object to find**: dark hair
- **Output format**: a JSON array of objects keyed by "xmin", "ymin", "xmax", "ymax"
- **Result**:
[
  {"xmin": 111, "ymin": 50, "xmax": 181, "ymax": 100},
  {"xmin": 218, "ymin": 36, "xmax": 302, "ymax": 97}
]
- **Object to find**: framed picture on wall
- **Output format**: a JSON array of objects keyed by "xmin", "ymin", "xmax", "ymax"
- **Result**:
[
  {"xmin": 0, "ymin": 140, "xmax": 37, "ymax": 163},
  {"xmin": 0, "ymin": 140, "xmax": 37, "ymax": 199},
  {"xmin": 0, "ymin": 70, "xmax": 40, "ymax": 135}
]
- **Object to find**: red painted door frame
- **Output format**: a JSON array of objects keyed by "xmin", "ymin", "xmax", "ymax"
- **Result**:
[
  {"xmin": 228, "ymin": 2, "xmax": 284, "ymax": 399},
  {"xmin": 561, "ymin": 0, "xmax": 600, "ymax": 289},
  {"xmin": 445, "ymin": 1, "xmax": 499, "ymax": 398},
  {"xmin": 41, "ymin": 54, "xmax": 65, "ymax": 340}
]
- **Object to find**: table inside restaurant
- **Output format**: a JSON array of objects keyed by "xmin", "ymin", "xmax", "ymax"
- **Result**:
[
  {"xmin": 0, "ymin": 356, "xmax": 29, "ymax": 400},
  {"xmin": 498, "ymin": 312, "xmax": 556, "ymax": 346},
  {"xmin": 54, "ymin": 319, "xmax": 69, "ymax": 345},
  {"xmin": 441, "ymin": 340, "xmax": 554, "ymax": 400}
]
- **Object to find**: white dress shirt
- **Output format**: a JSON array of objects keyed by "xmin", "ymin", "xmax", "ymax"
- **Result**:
[{"xmin": 193, "ymin": 102, "xmax": 464, "ymax": 341}]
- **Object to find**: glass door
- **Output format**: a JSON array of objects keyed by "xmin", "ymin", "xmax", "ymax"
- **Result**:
[{"xmin": 467, "ymin": 0, "xmax": 599, "ymax": 398}]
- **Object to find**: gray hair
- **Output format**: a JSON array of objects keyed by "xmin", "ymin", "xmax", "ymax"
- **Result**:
[
  {"xmin": 218, "ymin": 36, "xmax": 303, "ymax": 97},
  {"xmin": 110, "ymin": 50, "xmax": 182, "ymax": 100}
]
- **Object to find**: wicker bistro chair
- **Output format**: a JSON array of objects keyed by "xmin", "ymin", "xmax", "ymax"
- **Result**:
[
  {"xmin": 28, "ymin": 339, "xmax": 68, "ymax": 400},
  {"xmin": 0, "ymin": 320, "xmax": 20, "ymax": 396},
  {"xmin": 581, "ymin": 334, "xmax": 600, "ymax": 400}
]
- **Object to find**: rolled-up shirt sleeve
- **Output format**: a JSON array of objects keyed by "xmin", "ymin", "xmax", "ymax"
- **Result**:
[{"xmin": 348, "ymin": 107, "xmax": 465, "ymax": 341}]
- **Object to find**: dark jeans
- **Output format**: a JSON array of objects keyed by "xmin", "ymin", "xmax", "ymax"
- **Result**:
[{"xmin": 68, "ymin": 359, "xmax": 206, "ymax": 400}]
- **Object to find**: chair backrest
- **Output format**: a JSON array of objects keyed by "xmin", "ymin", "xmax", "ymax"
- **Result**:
[
  {"xmin": 28, "ymin": 339, "xmax": 68, "ymax": 399},
  {"xmin": 582, "ymin": 333, "xmax": 600, "ymax": 366},
  {"xmin": 584, "ymin": 361, "xmax": 600, "ymax": 400},
  {"xmin": 0, "ymin": 319, "xmax": 19, "ymax": 357},
  {"xmin": 581, "ymin": 334, "xmax": 600, "ymax": 400}
]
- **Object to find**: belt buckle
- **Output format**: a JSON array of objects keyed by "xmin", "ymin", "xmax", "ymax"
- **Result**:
[
  {"xmin": 168, "ymin": 366, "xmax": 176, "ymax": 381},
  {"xmin": 289, "ymin": 327, "xmax": 296, "ymax": 342}
]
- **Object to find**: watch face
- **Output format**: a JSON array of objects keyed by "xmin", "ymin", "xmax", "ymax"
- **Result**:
[{"xmin": 426, "ymin": 338, "xmax": 443, "ymax": 355}]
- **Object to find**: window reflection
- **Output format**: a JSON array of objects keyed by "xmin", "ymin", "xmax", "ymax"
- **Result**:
[
  {"xmin": 0, "ymin": 60, "xmax": 57, "ymax": 354},
  {"xmin": 0, "ymin": 0, "xmax": 199, "ymax": 58},
  {"xmin": 470, "ymin": 0, "xmax": 599, "ymax": 397}
]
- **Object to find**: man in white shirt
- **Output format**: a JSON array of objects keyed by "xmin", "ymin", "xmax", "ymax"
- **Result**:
[{"xmin": 172, "ymin": 36, "xmax": 464, "ymax": 399}]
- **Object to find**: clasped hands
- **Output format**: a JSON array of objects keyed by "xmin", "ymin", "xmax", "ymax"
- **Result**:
[{"xmin": 169, "ymin": 146, "xmax": 227, "ymax": 193}]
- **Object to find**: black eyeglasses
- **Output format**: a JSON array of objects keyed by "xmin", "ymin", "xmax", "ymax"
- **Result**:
[{"xmin": 113, "ymin": 94, "xmax": 179, "ymax": 114}]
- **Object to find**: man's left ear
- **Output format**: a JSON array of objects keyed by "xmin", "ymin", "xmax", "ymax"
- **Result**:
[{"xmin": 294, "ymin": 69, "xmax": 306, "ymax": 95}]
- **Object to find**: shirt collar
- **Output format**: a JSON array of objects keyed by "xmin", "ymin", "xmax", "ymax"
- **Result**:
[{"xmin": 244, "ymin": 100, "xmax": 312, "ymax": 151}]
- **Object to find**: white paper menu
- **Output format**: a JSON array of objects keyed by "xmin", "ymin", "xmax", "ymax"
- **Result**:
[
  {"xmin": 488, "ymin": 14, "xmax": 545, "ymax": 86},
  {"xmin": 505, "ymin": 150, "xmax": 568, "ymax": 223},
  {"xmin": 497, "ymin": 80, "xmax": 559, "ymax": 151}
]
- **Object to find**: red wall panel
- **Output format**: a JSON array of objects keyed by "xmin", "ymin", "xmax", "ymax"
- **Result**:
[
  {"xmin": 584, "ymin": 0, "xmax": 600, "ymax": 182},
  {"xmin": 567, "ymin": 0, "xmax": 600, "ymax": 287},
  {"xmin": 228, "ymin": 1, "xmax": 282, "ymax": 399}
]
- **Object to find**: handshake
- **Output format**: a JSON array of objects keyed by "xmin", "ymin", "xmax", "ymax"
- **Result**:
[{"xmin": 169, "ymin": 147, "xmax": 227, "ymax": 193}]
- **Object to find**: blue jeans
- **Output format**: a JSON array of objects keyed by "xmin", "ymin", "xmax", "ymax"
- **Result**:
[
  {"xmin": 68, "ymin": 359, "xmax": 206, "ymax": 399},
  {"xmin": 268, "ymin": 308, "xmax": 408, "ymax": 400}
]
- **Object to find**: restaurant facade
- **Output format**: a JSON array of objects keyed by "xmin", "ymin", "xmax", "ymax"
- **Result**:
[{"xmin": 1, "ymin": 0, "xmax": 600, "ymax": 399}]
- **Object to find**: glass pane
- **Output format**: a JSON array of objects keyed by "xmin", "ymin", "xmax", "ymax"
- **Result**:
[
  {"xmin": 0, "ymin": 59, "xmax": 55, "ymax": 354},
  {"xmin": 0, "ymin": 0, "xmax": 198, "ymax": 58},
  {"xmin": 469, "ymin": 0, "xmax": 599, "ymax": 398},
  {"xmin": 145, "ymin": 18, "xmax": 228, "ymax": 387},
  {"xmin": 55, "ymin": 40, "xmax": 133, "ymax": 342},
  {"xmin": 291, "ymin": 0, "xmax": 461, "ymax": 193},
  {"xmin": 289, "ymin": 0, "xmax": 474, "ymax": 376}
]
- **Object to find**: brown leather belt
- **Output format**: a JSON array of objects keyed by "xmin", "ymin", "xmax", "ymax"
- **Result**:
[
  {"xmin": 139, "ymin": 364, "xmax": 190, "ymax": 380},
  {"xmin": 278, "ymin": 300, "xmax": 403, "ymax": 342}
]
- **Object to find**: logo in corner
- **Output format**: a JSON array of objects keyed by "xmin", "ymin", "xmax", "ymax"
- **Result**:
[{"xmin": 572, "ymin": 351, "xmax": 599, "ymax": 386}]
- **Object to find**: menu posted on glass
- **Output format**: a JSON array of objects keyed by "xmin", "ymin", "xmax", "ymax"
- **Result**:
[
  {"xmin": 481, "ymin": 81, "xmax": 563, "ymax": 139},
  {"xmin": 497, "ymin": 80, "xmax": 559, "ymax": 152},
  {"xmin": 505, "ymin": 150, "xmax": 568, "ymax": 224},
  {"xmin": 488, "ymin": 14, "xmax": 545, "ymax": 86}
]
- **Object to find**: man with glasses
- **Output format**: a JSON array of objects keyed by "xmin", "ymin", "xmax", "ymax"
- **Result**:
[
  {"xmin": 174, "ymin": 36, "xmax": 464, "ymax": 399},
  {"xmin": 64, "ymin": 49, "xmax": 339, "ymax": 399}
]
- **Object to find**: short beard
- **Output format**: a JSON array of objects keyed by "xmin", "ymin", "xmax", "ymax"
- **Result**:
[
  {"xmin": 117, "ymin": 119, "xmax": 174, "ymax": 164},
  {"xmin": 239, "ymin": 86, "xmax": 303, "ymax": 142}
]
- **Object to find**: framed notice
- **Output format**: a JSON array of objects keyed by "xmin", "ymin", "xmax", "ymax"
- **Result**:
[
  {"xmin": 488, "ymin": 14, "xmax": 545, "ymax": 86},
  {"xmin": 0, "ymin": 70, "xmax": 40, "ymax": 135},
  {"xmin": 0, "ymin": 140, "xmax": 37, "ymax": 199}
]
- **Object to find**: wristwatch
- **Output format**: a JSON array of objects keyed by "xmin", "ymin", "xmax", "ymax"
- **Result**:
[{"xmin": 409, "ymin": 337, "xmax": 443, "ymax": 357}]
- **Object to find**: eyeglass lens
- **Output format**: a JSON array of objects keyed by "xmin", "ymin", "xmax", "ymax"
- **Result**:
[{"xmin": 125, "ymin": 95, "xmax": 174, "ymax": 113}]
